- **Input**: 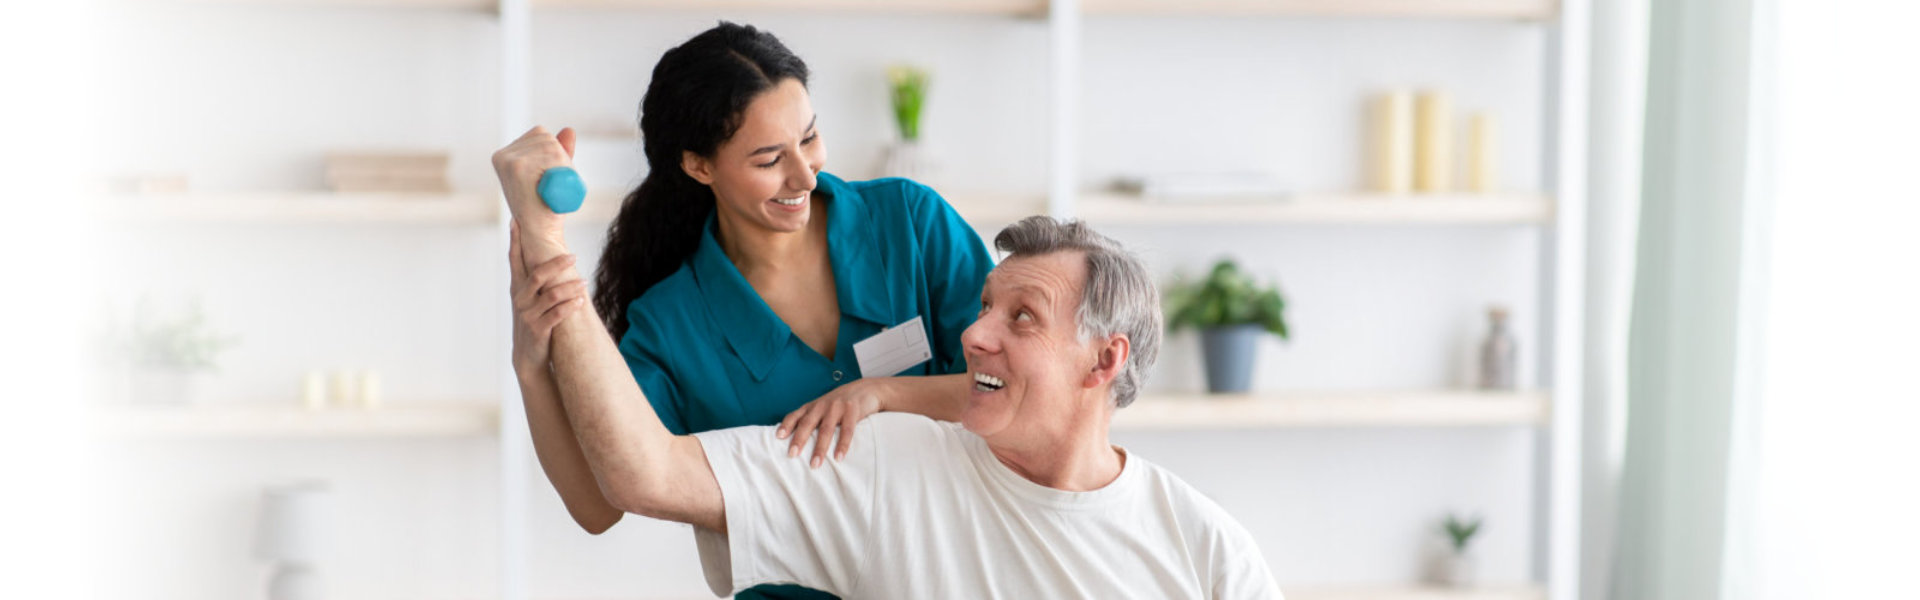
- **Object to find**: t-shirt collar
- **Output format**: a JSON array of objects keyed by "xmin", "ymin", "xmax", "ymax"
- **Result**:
[{"xmin": 962, "ymin": 430, "xmax": 1142, "ymax": 510}]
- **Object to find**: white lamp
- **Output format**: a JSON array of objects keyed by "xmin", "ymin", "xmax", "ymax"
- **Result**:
[{"xmin": 255, "ymin": 481, "xmax": 330, "ymax": 600}]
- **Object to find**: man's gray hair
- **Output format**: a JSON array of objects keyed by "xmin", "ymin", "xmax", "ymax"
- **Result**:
[{"xmin": 993, "ymin": 216, "xmax": 1161, "ymax": 409}]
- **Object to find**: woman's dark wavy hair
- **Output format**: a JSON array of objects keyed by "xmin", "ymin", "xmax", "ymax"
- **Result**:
[{"xmin": 593, "ymin": 22, "xmax": 810, "ymax": 339}]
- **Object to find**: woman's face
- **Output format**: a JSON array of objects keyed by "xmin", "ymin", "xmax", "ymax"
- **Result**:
[{"xmin": 684, "ymin": 78, "xmax": 828, "ymax": 236}]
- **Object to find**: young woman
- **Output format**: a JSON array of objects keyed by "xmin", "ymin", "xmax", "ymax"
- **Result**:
[{"xmin": 501, "ymin": 22, "xmax": 991, "ymax": 600}]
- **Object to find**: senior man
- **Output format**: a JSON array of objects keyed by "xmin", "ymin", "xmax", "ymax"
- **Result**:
[{"xmin": 495, "ymin": 130, "xmax": 1281, "ymax": 599}]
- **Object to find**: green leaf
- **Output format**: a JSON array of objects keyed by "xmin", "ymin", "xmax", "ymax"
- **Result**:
[{"xmin": 1162, "ymin": 258, "xmax": 1288, "ymax": 336}]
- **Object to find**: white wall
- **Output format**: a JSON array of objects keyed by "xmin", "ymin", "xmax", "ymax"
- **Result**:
[{"xmin": 93, "ymin": 5, "xmax": 1546, "ymax": 598}]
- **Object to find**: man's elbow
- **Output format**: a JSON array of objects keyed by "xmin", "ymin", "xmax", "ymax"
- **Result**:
[
  {"xmin": 602, "ymin": 476, "xmax": 669, "ymax": 521},
  {"xmin": 571, "ymin": 505, "xmax": 622, "ymax": 535}
]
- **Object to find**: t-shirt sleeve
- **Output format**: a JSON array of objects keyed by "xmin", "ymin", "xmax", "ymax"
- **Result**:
[
  {"xmin": 617, "ymin": 308, "xmax": 689, "ymax": 435},
  {"xmin": 1207, "ymin": 519, "xmax": 1285, "ymax": 600},
  {"xmin": 690, "ymin": 422, "xmax": 882, "ymax": 597},
  {"xmin": 905, "ymin": 180, "xmax": 994, "ymax": 375}
]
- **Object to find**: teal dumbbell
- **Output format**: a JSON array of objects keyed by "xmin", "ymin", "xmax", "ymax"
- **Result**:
[{"xmin": 537, "ymin": 166, "xmax": 587, "ymax": 214}]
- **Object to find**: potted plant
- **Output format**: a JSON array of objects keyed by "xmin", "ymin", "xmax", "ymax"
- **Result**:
[
  {"xmin": 1434, "ymin": 513, "xmax": 1484, "ymax": 586},
  {"xmin": 879, "ymin": 64, "xmax": 936, "ymax": 180},
  {"xmin": 117, "ymin": 297, "xmax": 239, "ymax": 405},
  {"xmin": 1164, "ymin": 259, "xmax": 1288, "ymax": 393}
]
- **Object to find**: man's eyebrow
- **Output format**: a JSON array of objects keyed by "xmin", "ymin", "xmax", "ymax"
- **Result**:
[
  {"xmin": 749, "ymin": 115, "xmax": 817, "ymax": 156},
  {"xmin": 1005, "ymin": 282, "xmax": 1054, "ymax": 307}
]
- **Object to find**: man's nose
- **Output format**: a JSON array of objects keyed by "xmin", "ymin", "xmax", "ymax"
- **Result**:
[{"xmin": 960, "ymin": 318, "xmax": 996, "ymax": 357}]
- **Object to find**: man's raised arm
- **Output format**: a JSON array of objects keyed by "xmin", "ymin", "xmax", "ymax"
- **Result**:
[{"xmin": 493, "ymin": 126, "xmax": 725, "ymax": 532}]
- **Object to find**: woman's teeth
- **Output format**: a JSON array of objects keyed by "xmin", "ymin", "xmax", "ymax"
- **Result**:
[
  {"xmin": 973, "ymin": 373, "xmax": 1005, "ymax": 392},
  {"xmin": 772, "ymin": 195, "xmax": 805, "ymax": 206}
]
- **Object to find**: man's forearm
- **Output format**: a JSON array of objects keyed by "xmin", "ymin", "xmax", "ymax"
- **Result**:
[
  {"xmin": 516, "ymin": 365, "xmax": 622, "ymax": 533},
  {"xmin": 881, "ymin": 373, "xmax": 971, "ymax": 422},
  {"xmin": 522, "ymin": 234, "xmax": 682, "ymax": 515}
]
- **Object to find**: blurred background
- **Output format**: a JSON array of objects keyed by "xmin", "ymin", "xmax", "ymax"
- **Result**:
[{"xmin": 1, "ymin": 0, "xmax": 1915, "ymax": 599}]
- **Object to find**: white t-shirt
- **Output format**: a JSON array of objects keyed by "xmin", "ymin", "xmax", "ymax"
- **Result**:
[{"xmin": 691, "ymin": 413, "xmax": 1283, "ymax": 599}]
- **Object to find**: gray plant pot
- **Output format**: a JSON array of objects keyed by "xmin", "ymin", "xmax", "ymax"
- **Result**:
[{"xmin": 1200, "ymin": 324, "xmax": 1264, "ymax": 394}]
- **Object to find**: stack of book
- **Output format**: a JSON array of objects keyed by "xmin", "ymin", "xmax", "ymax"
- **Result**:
[{"xmin": 325, "ymin": 152, "xmax": 450, "ymax": 193}]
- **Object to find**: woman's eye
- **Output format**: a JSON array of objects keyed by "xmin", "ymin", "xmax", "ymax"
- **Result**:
[
  {"xmin": 802, "ymin": 133, "xmax": 818, "ymax": 145},
  {"xmin": 756, "ymin": 156, "xmax": 781, "ymax": 169},
  {"xmin": 1016, "ymin": 311, "xmax": 1033, "ymax": 322}
]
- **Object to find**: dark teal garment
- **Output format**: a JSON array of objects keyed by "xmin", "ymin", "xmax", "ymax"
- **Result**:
[{"xmin": 616, "ymin": 172, "xmax": 993, "ymax": 599}]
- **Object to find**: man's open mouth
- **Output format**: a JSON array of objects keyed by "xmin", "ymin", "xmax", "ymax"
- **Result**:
[{"xmin": 973, "ymin": 372, "xmax": 1005, "ymax": 393}]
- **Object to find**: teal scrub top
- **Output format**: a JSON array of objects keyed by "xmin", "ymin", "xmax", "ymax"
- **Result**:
[{"xmin": 617, "ymin": 170, "xmax": 994, "ymax": 437}]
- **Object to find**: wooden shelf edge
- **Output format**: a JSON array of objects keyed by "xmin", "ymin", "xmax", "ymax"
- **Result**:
[
  {"xmin": 1083, "ymin": 0, "xmax": 1556, "ymax": 21},
  {"xmin": 92, "ymin": 402, "xmax": 502, "ymax": 439},
  {"xmin": 1284, "ymin": 583, "xmax": 1545, "ymax": 600},
  {"xmin": 571, "ymin": 190, "xmax": 1046, "ymax": 229},
  {"xmin": 1113, "ymin": 389, "xmax": 1549, "ymax": 430},
  {"xmin": 1077, "ymin": 192, "xmax": 1554, "ymax": 225},
  {"xmin": 151, "ymin": 0, "xmax": 498, "ymax": 10},
  {"xmin": 91, "ymin": 192, "xmax": 501, "ymax": 225},
  {"xmin": 534, "ymin": 0, "xmax": 1048, "ymax": 17}
]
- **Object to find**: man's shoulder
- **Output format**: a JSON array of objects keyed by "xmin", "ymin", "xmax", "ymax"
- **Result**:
[
  {"xmin": 865, "ymin": 412, "xmax": 966, "ymax": 443},
  {"xmin": 1126, "ymin": 454, "xmax": 1262, "ymax": 547}
]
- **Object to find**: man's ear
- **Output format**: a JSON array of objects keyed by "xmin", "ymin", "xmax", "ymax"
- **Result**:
[
  {"xmin": 682, "ymin": 151, "xmax": 715, "ymax": 185},
  {"xmin": 1082, "ymin": 334, "xmax": 1131, "ymax": 390}
]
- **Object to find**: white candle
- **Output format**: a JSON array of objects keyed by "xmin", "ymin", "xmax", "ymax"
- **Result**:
[
  {"xmin": 358, "ymin": 371, "xmax": 382, "ymax": 409},
  {"xmin": 330, "ymin": 370, "xmax": 355, "ymax": 407},
  {"xmin": 1467, "ymin": 113, "xmax": 1497, "ymax": 193},
  {"xmin": 1415, "ymin": 90, "xmax": 1453, "ymax": 192},
  {"xmin": 1373, "ymin": 91, "xmax": 1414, "ymax": 194},
  {"xmin": 301, "ymin": 371, "xmax": 326, "ymax": 410}
]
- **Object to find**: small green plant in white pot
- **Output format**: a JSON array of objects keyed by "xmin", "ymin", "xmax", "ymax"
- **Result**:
[
  {"xmin": 1164, "ymin": 259, "xmax": 1288, "ymax": 393},
  {"xmin": 1434, "ymin": 513, "xmax": 1484, "ymax": 587},
  {"xmin": 879, "ymin": 64, "xmax": 937, "ymax": 181},
  {"xmin": 118, "ymin": 297, "xmax": 239, "ymax": 405}
]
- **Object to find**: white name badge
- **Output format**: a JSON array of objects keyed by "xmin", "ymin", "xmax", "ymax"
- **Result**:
[{"xmin": 852, "ymin": 316, "xmax": 934, "ymax": 378}]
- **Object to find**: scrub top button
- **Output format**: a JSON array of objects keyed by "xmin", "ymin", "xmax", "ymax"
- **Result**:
[{"xmin": 832, "ymin": 370, "xmax": 844, "ymax": 381}]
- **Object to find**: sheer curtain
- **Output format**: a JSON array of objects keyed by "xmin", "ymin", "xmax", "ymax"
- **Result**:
[
  {"xmin": 1604, "ymin": 0, "xmax": 1773, "ymax": 598},
  {"xmin": 1587, "ymin": 0, "xmax": 1920, "ymax": 598}
]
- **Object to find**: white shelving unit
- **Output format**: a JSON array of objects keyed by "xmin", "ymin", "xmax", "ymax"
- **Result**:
[{"xmin": 109, "ymin": 0, "xmax": 1586, "ymax": 597}]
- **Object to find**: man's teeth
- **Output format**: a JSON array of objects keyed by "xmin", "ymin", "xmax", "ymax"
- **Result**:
[
  {"xmin": 973, "ymin": 373, "xmax": 1005, "ymax": 392},
  {"xmin": 772, "ymin": 195, "xmax": 805, "ymax": 206}
]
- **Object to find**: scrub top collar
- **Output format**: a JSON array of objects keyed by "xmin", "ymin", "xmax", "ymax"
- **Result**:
[{"xmin": 688, "ymin": 171, "xmax": 897, "ymax": 382}]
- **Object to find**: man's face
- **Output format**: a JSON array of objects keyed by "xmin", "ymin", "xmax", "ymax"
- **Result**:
[{"xmin": 959, "ymin": 251, "xmax": 1099, "ymax": 438}]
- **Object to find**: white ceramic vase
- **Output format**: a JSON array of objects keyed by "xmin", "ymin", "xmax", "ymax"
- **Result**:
[
  {"xmin": 1433, "ymin": 550, "xmax": 1476, "ymax": 587},
  {"xmin": 130, "ymin": 366, "xmax": 203, "ymax": 405},
  {"xmin": 879, "ymin": 140, "xmax": 938, "ymax": 182}
]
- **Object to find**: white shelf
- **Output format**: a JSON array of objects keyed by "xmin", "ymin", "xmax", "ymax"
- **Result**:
[
  {"xmin": 92, "ymin": 192, "xmax": 502, "ymax": 225},
  {"xmin": 1112, "ymin": 390, "xmax": 1548, "ymax": 430},
  {"xmin": 533, "ymin": 0, "xmax": 1047, "ymax": 16},
  {"xmin": 1286, "ymin": 584, "xmax": 1545, "ymax": 600},
  {"xmin": 92, "ymin": 402, "xmax": 501, "ymax": 439},
  {"xmin": 163, "ymin": 0, "xmax": 498, "ymax": 10},
  {"xmin": 187, "ymin": 0, "xmax": 1553, "ymax": 20},
  {"xmin": 1084, "ymin": 0, "xmax": 1556, "ymax": 20},
  {"xmin": 570, "ymin": 189, "xmax": 1046, "ymax": 229},
  {"xmin": 1076, "ymin": 192, "xmax": 1553, "ymax": 226}
]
